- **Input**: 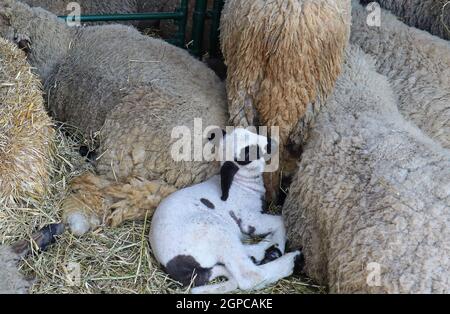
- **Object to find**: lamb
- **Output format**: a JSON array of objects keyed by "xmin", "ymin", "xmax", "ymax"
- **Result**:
[
  {"xmin": 220, "ymin": 0, "xmax": 351, "ymax": 199},
  {"xmin": 351, "ymin": 1, "xmax": 450, "ymax": 150},
  {"xmin": 284, "ymin": 46, "xmax": 450, "ymax": 293},
  {"xmin": 0, "ymin": 37, "xmax": 54, "ymax": 205},
  {"xmin": 0, "ymin": 0, "xmax": 228, "ymax": 235},
  {"xmin": 150, "ymin": 128, "xmax": 301, "ymax": 294},
  {"xmin": 359, "ymin": 0, "xmax": 450, "ymax": 40}
]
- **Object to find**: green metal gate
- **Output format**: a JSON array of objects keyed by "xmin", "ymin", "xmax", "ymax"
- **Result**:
[{"xmin": 58, "ymin": 0, "xmax": 225, "ymax": 58}]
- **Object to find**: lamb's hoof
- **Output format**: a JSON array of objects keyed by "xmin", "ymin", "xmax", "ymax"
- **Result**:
[
  {"xmin": 259, "ymin": 246, "xmax": 282, "ymax": 265},
  {"xmin": 66, "ymin": 212, "xmax": 91, "ymax": 236},
  {"xmin": 294, "ymin": 251, "xmax": 305, "ymax": 274}
]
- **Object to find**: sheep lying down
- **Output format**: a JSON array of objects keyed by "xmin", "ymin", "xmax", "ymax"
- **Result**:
[
  {"xmin": 351, "ymin": 0, "xmax": 450, "ymax": 150},
  {"xmin": 150, "ymin": 129, "xmax": 302, "ymax": 293},
  {"xmin": 284, "ymin": 45, "xmax": 450, "ymax": 293},
  {"xmin": 0, "ymin": 0, "xmax": 228, "ymax": 234}
]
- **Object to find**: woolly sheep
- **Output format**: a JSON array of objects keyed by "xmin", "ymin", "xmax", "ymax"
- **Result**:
[
  {"xmin": 284, "ymin": 46, "xmax": 450, "ymax": 293},
  {"xmin": 20, "ymin": 0, "xmax": 213, "ymax": 46},
  {"xmin": 20, "ymin": 0, "xmax": 156, "ymax": 30},
  {"xmin": 0, "ymin": 0, "xmax": 228, "ymax": 234},
  {"xmin": 0, "ymin": 37, "xmax": 54, "ymax": 205},
  {"xmin": 151, "ymin": 128, "xmax": 300, "ymax": 293},
  {"xmin": 359, "ymin": 0, "xmax": 450, "ymax": 40},
  {"xmin": 351, "ymin": 1, "xmax": 450, "ymax": 149},
  {"xmin": 220, "ymin": 0, "xmax": 351, "ymax": 199}
]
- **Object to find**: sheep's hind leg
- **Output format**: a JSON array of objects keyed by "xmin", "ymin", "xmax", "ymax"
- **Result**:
[
  {"xmin": 63, "ymin": 173, "xmax": 177, "ymax": 235},
  {"xmin": 225, "ymin": 246, "xmax": 301, "ymax": 291}
]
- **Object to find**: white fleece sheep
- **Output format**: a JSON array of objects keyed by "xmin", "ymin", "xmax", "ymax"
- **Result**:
[
  {"xmin": 150, "ymin": 128, "xmax": 300, "ymax": 294},
  {"xmin": 284, "ymin": 46, "xmax": 450, "ymax": 293},
  {"xmin": 359, "ymin": 0, "xmax": 450, "ymax": 40},
  {"xmin": 0, "ymin": 0, "xmax": 228, "ymax": 235},
  {"xmin": 351, "ymin": 1, "xmax": 450, "ymax": 150}
]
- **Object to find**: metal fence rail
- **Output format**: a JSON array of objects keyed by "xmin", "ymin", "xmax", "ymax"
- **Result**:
[{"xmin": 58, "ymin": 0, "xmax": 224, "ymax": 57}]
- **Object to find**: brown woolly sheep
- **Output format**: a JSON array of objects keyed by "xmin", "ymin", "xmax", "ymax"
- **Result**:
[
  {"xmin": 220, "ymin": 0, "xmax": 351, "ymax": 199},
  {"xmin": 351, "ymin": 1, "xmax": 450, "ymax": 150},
  {"xmin": 0, "ymin": 0, "xmax": 228, "ymax": 235},
  {"xmin": 359, "ymin": 0, "xmax": 450, "ymax": 40},
  {"xmin": 0, "ymin": 37, "xmax": 54, "ymax": 205},
  {"xmin": 284, "ymin": 46, "xmax": 450, "ymax": 293}
]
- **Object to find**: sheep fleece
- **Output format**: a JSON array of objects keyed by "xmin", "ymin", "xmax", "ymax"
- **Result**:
[
  {"xmin": 284, "ymin": 46, "xmax": 450, "ymax": 293},
  {"xmin": 351, "ymin": 1, "xmax": 450, "ymax": 150},
  {"xmin": 360, "ymin": 0, "xmax": 450, "ymax": 40},
  {"xmin": 221, "ymin": 0, "xmax": 351, "ymax": 146}
]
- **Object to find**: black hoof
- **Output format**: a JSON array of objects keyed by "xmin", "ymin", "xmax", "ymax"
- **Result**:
[
  {"xmin": 11, "ymin": 223, "xmax": 65, "ymax": 256},
  {"xmin": 259, "ymin": 246, "xmax": 282, "ymax": 265},
  {"xmin": 294, "ymin": 251, "xmax": 305, "ymax": 274}
]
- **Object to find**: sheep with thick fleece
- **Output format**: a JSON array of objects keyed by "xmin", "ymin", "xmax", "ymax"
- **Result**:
[
  {"xmin": 220, "ymin": 0, "xmax": 351, "ymax": 199},
  {"xmin": 0, "ymin": 37, "xmax": 54, "ymax": 205},
  {"xmin": 351, "ymin": 1, "xmax": 450, "ymax": 150},
  {"xmin": 359, "ymin": 0, "xmax": 450, "ymax": 40},
  {"xmin": 20, "ymin": 0, "xmax": 212, "ymax": 45},
  {"xmin": 20, "ymin": 0, "xmax": 157, "ymax": 30},
  {"xmin": 0, "ymin": 0, "xmax": 228, "ymax": 235},
  {"xmin": 284, "ymin": 46, "xmax": 450, "ymax": 293}
]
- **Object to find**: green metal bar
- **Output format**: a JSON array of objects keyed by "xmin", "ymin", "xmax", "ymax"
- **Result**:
[
  {"xmin": 173, "ymin": 0, "xmax": 189, "ymax": 48},
  {"xmin": 58, "ymin": 12, "xmax": 185, "ymax": 22},
  {"xmin": 209, "ymin": 0, "xmax": 225, "ymax": 58},
  {"xmin": 190, "ymin": 0, "xmax": 208, "ymax": 57}
]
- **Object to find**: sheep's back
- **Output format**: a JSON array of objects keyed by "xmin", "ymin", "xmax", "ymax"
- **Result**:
[{"xmin": 45, "ymin": 24, "xmax": 225, "ymax": 135}]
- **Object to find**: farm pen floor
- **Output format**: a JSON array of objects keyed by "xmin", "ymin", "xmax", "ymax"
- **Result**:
[{"xmin": 0, "ymin": 125, "xmax": 322, "ymax": 294}]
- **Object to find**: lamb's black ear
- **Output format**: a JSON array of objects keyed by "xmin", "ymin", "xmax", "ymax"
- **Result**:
[{"xmin": 220, "ymin": 161, "xmax": 239, "ymax": 201}]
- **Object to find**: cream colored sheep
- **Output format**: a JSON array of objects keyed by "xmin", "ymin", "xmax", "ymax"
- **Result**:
[
  {"xmin": 0, "ymin": 37, "xmax": 54, "ymax": 205},
  {"xmin": 0, "ymin": 0, "xmax": 228, "ymax": 235},
  {"xmin": 360, "ymin": 0, "xmax": 450, "ymax": 40},
  {"xmin": 220, "ymin": 0, "xmax": 351, "ymax": 199},
  {"xmin": 284, "ymin": 46, "xmax": 450, "ymax": 293},
  {"xmin": 20, "ymin": 0, "xmax": 154, "ymax": 29},
  {"xmin": 20, "ymin": 0, "xmax": 214, "ymax": 46},
  {"xmin": 351, "ymin": 1, "xmax": 450, "ymax": 150}
]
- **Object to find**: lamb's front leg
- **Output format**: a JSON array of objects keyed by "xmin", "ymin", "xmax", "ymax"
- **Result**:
[{"xmin": 233, "ymin": 210, "xmax": 287, "ymax": 254}]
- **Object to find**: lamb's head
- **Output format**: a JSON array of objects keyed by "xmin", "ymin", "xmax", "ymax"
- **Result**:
[
  {"xmin": 0, "ymin": 0, "xmax": 71, "ymax": 80},
  {"xmin": 217, "ymin": 128, "xmax": 275, "ymax": 201}
]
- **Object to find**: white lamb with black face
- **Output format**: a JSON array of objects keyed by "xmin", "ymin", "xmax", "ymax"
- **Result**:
[{"xmin": 150, "ymin": 128, "xmax": 302, "ymax": 294}]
